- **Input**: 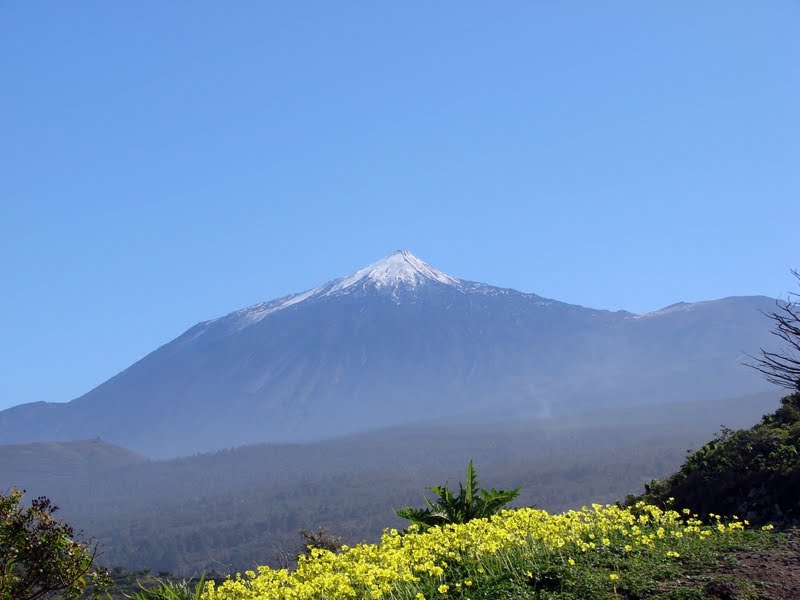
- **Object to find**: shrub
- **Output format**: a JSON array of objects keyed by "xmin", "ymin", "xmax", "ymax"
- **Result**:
[
  {"xmin": 632, "ymin": 392, "xmax": 800, "ymax": 525},
  {"xmin": 298, "ymin": 527, "xmax": 347, "ymax": 556},
  {"xmin": 0, "ymin": 487, "xmax": 111, "ymax": 600}
]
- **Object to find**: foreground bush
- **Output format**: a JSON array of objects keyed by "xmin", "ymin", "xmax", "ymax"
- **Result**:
[
  {"xmin": 636, "ymin": 392, "xmax": 800, "ymax": 526},
  {"xmin": 0, "ymin": 488, "xmax": 111, "ymax": 600},
  {"xmin": 202, "ymin": 502, "xmax": 763, "ymax": 599}
]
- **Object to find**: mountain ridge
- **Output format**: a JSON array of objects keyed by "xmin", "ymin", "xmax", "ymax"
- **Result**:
[{"xmin": 0, "ymin": 251, "xmax": 778, "ymax": 458}]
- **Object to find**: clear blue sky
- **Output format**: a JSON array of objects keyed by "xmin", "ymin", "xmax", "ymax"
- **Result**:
[{"xmin": 1, "ymin": 2, "xmax": 798, "ymax": 411}]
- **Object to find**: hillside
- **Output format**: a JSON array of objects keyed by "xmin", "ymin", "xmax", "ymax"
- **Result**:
[
  {"xmin": 0, "ymin": 439, "xmax": 146, "ymax": 498},
  {"xmin": 633, "ymin": 391, "xmax": 800, "ymax": 527}
]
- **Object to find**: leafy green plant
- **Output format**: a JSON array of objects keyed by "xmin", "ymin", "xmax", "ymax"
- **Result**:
[
  {"xmin": 0, "ymin": 488, "xmax": 111, "ymax": 600},
  {"xmin": 396, "ymin": 460, "xmax": 521, "ymax": 530}
]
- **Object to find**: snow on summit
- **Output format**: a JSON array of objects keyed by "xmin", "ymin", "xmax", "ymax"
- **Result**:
[
  {"xmin": 328, "ymin": 250, "xmax": 460, "ymax": 292},
  {"xmin": 224, "ymin": 250, "xmax": 461, "ymax": 328}
]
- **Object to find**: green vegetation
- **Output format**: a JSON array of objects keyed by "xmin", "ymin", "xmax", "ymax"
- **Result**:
[
  {"xmin": 396, "ymin": 460, "xmax": 520, "ymax": 530},
  {"xmin": 0, "ymin": 488, "xmax": 111, "ymax": 600},
  {"xmin": 633, "ymin": 391, "xmax": 800, "ymax": 527},
  {"xmin": 128, "ymin": 575, "xmax": 207, "ymax": 600}
]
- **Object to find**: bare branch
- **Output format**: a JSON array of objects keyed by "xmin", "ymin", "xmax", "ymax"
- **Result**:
[{"xmin": 745, "ymin": 270, "xmax": 800, "ymax": 391}]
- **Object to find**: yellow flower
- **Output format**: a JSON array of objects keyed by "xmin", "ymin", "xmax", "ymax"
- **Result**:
[{"xmin": 200, "ymin": 502, "xmax": 749, "ymax": 600}]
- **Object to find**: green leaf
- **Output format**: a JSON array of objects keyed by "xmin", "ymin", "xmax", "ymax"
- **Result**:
[{"xmin": 396, "ymin": 462, "xmax": 522, "ymax": 529}]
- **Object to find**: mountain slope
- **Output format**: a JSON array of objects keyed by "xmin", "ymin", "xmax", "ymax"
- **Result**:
[{"xmin": 0, "ymin": 251, "xmax": 778, "ymax": 457}]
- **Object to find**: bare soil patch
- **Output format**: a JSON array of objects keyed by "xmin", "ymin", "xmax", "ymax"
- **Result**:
[{"xmin": 715, "ymin": 530, "xmax": 800, "ymax": 599}]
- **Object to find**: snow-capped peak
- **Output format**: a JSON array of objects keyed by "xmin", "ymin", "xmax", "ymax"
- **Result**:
[
  {"xmin": 327, "ymin": 250, "xmax": 460, "ymax": 293},
  {"xmin": 217, "ymin": 250, "xmax": 461, "ymax": 329}
]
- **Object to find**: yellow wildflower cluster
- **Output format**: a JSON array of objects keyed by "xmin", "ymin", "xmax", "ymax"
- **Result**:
[{"xmin": 202, "ymin": 503, "xmax": 745, "ymax": 600}]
